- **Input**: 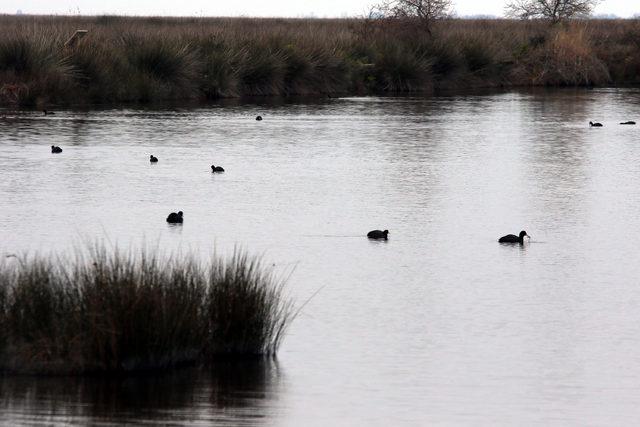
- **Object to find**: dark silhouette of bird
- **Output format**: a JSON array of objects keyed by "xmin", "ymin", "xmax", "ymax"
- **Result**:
[
  {"xmin": 51, "ymin": 145, "xmax": 62, "ymax": 153},
  {"xmin": 43, "ymin": 109, "xmax": 54, "ymax": 116},
  {"xmin": 498, "ymin": 230, "xmax": 529, "ymax": 244},
  {"xmin": 211, "ymin": 165, "xmax": 225, "ymax": 172},
  {"xmin": 166, "ymin": 211, "xmax": 183, "ymax": 224},
  {"xmin": 589, "ymin": 121, "xmax": 603, "ymax": 127},
  {"xmin": 620, "ymin": 121, "xmax": 636, "ymax": 125},
  {"xmin": 367, "ymin": 229, "xmax": 389, "ymax": 240},
  {"xmin": 256, "ymin": 115, "xmax": 263, "ymax": 121},
  {"xmin": 150, "ymin": 155, "xmax": 158, "ymax": 163}
]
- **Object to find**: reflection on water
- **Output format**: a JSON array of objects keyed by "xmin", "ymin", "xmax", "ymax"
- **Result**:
[
  {"xmin": 2, "ymin": 88, "xmax": 640, "ymax": 425},
  {"xmin": 0, "ymin": 361, "xmax": 283, "ymax": 425}
]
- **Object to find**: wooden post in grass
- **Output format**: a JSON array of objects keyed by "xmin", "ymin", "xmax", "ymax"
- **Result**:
[{"xmin": 64, "ymin": 30, "xmax": 88, "ymax": 48}]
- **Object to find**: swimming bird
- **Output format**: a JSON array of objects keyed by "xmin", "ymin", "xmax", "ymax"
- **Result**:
[
  {"xmin": 150, "ymin": 155, "xmax": 158, "ymax": 163},
  {"xmin": 256, "ymin": 115, "xmax": 263, "ymax": 121},
  {"xmin": 211, "ymin": 165, "xmax": 225, "ymax": 172},
  {"xmin": 166, "ymin": 211, "xmax": 183, "ymax": 224},
  {"xmin": 589, "ymin": 121, "xmax": 603, "ymax": 127},
  {"xmin": 43, "ymin": 109, "xmax": 54, "ymax": 116},
  {"xmin": 620, "ymin": 121, "xmax": 636, "ymax": 125},
  {"xmin": 498, "ymin": 230, "xmax": 529, "ymax": 244},
  {"xmin": 367, "ymin": 229, "xmax": 389, "ymax": 240},
  {"xmin": 51, "ymin": 145, "xmax": 62, "ymax": 153}
]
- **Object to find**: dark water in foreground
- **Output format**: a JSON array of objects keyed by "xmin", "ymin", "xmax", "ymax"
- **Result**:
[
  {"xmin": 2, "ymin": 89, "xmax": 640, "ymax": 425},
  {"xmin": 0, "ymin": 362, "xmax": 281, "ymax": 426}
]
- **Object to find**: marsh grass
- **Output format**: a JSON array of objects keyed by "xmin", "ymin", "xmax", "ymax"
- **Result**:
[
  {"xmin": 0, "ymin": 29, "xmax": 76, "ymax": 105},
  {"xmin": 204, "ymin": 253, "xmax": 294, "ymax": 357},
  {"xmin": 0, "ymin": 247, "xmax": 295, "ymax": 374},
  {"xmin": 0, "ymin": 15, "xmax": 638, "ymax": 106}
]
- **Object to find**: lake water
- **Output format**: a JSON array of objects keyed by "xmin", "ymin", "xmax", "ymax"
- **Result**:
[{"xmin": 1, "ymin": 89, "xmax": 640, "ymax": 425}]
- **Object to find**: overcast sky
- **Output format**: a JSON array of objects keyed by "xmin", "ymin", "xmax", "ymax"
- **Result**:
[{"xmin": 3, "ymin": 0, "xmax": 638, "ymax": 18}]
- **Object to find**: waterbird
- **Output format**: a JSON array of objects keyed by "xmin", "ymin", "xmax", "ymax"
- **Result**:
[
  {"xmin": 51, "ymin": 145, "xmax": 62, "ymax": 153},
  {"xmin": 367, "ymin": 229, "xmax": 389, "ymax": 240},
  {"xmin": 256, "ymin": 115, "xmax": 263, "ymax": 121},
  {"xmin": 211, "ymin": 165, "xmax": 225, "ymax": 172},
  {"xmin": 620, "ymin": 121, "xmax": 636, "ymax": 125},
  {"xmin": 43, "ymin": 109, "xmax": 54, "ymax": 116},
  {"xmin": 498, "ymin": 230, "xmax": 530, "ymax": 244},
  {"xmin": 150, "ymin": 155, "xmax": 158, "ymax": 163},
  {"xmin": 589, "ymin": 121, "xmax": 603, "ymax": 127},
  {"xmin": 166, "ymin": 211, "xmax": 183, "ymax": 224}
]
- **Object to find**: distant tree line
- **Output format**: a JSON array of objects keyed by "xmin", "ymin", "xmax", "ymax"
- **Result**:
[
  {"xmin": 373, "ymin": 0, "xmax": 603, "ymax": 33},
  {"xmin": 505, "ymin": 0, "xmax": 602, "ymax": 22}
]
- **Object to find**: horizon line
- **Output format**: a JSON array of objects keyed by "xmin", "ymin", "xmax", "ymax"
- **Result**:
[{"xmin": 3, "ymin": 12, "xmax": 640, "ymax": 19}]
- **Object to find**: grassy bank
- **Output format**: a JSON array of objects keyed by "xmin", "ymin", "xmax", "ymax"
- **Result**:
[
  {"xmin": 0, "ymin": 15, "xmax": 639, "ymax": 106},
  {"xmin": 0, "ymin": 247, "xmax": 295, "ymax": 374}
]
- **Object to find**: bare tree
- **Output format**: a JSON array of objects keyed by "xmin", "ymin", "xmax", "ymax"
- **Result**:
[
  {"xmin": 375, "ymin": 0, "xmax": 453, "ymax": 35},
  {"xmin": 505, "ymin": 0, "xmax": 601, "ymax": 22}
]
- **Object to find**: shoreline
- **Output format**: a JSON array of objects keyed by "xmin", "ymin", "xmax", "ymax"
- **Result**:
[{"xmin": 1, "ymin": 85, "xmax": 639, "ymax": 112}]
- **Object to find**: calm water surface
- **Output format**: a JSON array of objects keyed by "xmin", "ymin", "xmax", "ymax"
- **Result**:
[{"xmin": 2, "ymin": 89, "xmax": 640, "ymax": 425}]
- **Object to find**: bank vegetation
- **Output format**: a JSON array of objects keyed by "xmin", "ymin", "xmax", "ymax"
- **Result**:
[{"xmin": 0, "ymin": 15, "xmax": 638, "ymax": 106}]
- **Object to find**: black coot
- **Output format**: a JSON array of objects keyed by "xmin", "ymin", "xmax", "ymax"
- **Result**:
[
  {"xmin": 51, "ymin": 145, "xmax": 62, "ymax": 153},
  {"xmin": 211, "ymin": 165, "xmax": 225, "ymax": 172},
  {"xmin": 150, "ymin": 155, "xmax": 158, "ymax": 163},
  {"xmin": 367, "ymin": 229, "xmax": 389, "ymax": 240},
  {"xmin": 166, "ymin": 211, "xmax": 183, "ymax": 224},
  {"xmin": 498, "ymin": 230, "xmax": 529, "ymax": 243},
  {"xmin": 589, "ymin": 121, "xmax": 603, "ymax": 127}
]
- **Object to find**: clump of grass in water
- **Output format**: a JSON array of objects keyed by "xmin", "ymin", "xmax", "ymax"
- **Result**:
[
  {"xmin": 0, "ymin": 247, "xmax": 295, "ymax": 374},
  {"xmin": 204, "ymin": 253, "xmax": 294, "ymax": 357}
]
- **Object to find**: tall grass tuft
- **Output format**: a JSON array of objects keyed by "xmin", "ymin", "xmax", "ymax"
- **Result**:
[
  {"xmin": 0, "ymin": 247, "xmax": 295, "ymax": 374},
  {"xmin": 200, "ymin": 39, "xmax": 241, "ymax": 99},
  {"xmin": 0, "ymin": 32, "xmax": 68, "ymax": 78},
  {"xmin": 373, "ymin": 43, "xmax": 432, "ymax": 92},
  {"xmin": 0, "ymin": 31, "xmax": 75, "ymax": 105},
  {"xmin": 66, "ymin": 38, "xmax": 128, "ymax": 102},
  {"xmin": 237, "ymin": 43, "xmax": 287, "ymax": 96},
  {"xmin": 282, "ymin": 44, "xmax": 349, "ymax": 95},
  {"xmin": 204, "ymin": 252, "xmax": 294, "ymax": 356},
  {"xmin": 122, "ymin": 35, "xmax": 201, "ymax": 102}
]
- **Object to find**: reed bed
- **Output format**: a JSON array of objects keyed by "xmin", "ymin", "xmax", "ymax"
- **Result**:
[
  {"xmin": 0, "ymin": 15, "xmax": 638, "ymax": 106},
  {"xmin": 0, "ymin": 247, "xmax": 295, "ymax": 374}
]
